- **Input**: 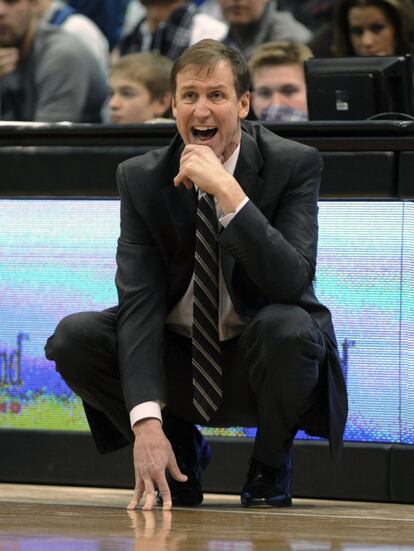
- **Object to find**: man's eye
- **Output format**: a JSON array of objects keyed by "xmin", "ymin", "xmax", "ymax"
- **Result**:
[
  {"xmin": 281, "ymin": 86, "xmax": 299, "ymax": 97},
  {"xmin": 256, "ymin": 88, "xmax": 272, "ymax": 99},
  {"xmin": 211, "ymin": 91, "xmax": 224, "ymax": 100},
  {"xmin": 183, "ymin": 92, "xmax": 196, "ymax": 101}
]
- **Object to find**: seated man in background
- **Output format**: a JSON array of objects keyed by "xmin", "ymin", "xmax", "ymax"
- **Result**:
[
  {"xmin": 219, "ymin": 0, "xmax": 312, "ymax": 60},
  {"xmin": 249, "ymin": 41, "xmax": 312, "ymax": 122},
  {"xmin": 68, "ymin": 0, "xmax": 130, "ymax": 51},
  {"xmin": 34, "ymin": 0, "xmax": 109, "ymax": 74},
  {"xmin": 108, "ymin": 52, "xmax": 174, "ymax": 124},
  {"xmin": 117, "ymin": 0, "xmax": 227, "ymax": 61},
  {"xmin": 45, "ymin": 38, "xmax": 347, "ymax": 511},
  {"xmin": 0, "ymin": 0, "xmax": 107, "ymax": 122}
]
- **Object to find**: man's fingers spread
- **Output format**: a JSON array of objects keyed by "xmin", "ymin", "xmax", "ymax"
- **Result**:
[
  {"xmin": 142, "ymin": 477, "xmax": 157, "ymax": 511},
  {"xmin": 162, "ymin": 499, "xmax": 172, "ymax": 511},
  {"xmin": 142, "ymin": 489, "xmax": 156, "ymax": 511},
  {"xmin": 126, "ymin": 497, "xmax": 138, "ymax": 510},
  {"xmin": 157, "ymin": 479, "xmax": 172, "ymax": 511},
  {"xmin": 168, "ymin": 456, "xmax": 188, "ymax": 482},
  {"xmin": 126, "ymin": 486, "xmax": 143, "ymax": 510}
]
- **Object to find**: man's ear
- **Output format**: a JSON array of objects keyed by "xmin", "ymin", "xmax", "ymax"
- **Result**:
[
  {"xmin": 171, "ymin": 96, "xmax": 177, "ymax": 119},
  {"xmin": 238, "ymin": 91, "xmax": 250, "ymax": 120},
  {"xmin": 250, "ymin": 91, "xmax": 259, "ymax": 117},
  {"xmin": 154, "ymin": 92, "xmax": 172, "ymax": 117}
]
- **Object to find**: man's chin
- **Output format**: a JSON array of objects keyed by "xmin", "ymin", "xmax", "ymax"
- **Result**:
[{"xmin": 189, "ymin": 134, "xmax": 220, "ymax": 152}]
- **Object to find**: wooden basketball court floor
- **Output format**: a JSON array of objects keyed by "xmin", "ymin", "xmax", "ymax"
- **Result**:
[{"xmin": 0, "ymin": 484, "xmax": 413, "ymax": 550}]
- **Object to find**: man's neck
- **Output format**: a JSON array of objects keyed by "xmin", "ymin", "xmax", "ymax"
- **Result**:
[
  {"xmin": 230, "ymin": 23, "xmax": 257, "ymax": 48},
  {"xmin": 229, "ymin": 3, "xmax": 269, "ymax": 48}
]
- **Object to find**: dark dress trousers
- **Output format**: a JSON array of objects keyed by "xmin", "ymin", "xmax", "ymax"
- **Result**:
[{"xmin": 45, "ymin": 121, "xmax": 348, "ymax": 468}]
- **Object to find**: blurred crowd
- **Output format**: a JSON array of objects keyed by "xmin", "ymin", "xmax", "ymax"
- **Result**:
[{"xmin": 1, "ymin": 0, "xmax": 414, "ymax": 124}]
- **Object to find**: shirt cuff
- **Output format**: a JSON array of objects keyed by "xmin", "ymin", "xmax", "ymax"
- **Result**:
[
  {"xmin": 219, "ymin": 196, "xmax": 249, "ymax": 227},
  {"xmin": 130, "ymin": 401, "xmax": 162, "ymax": 429}
]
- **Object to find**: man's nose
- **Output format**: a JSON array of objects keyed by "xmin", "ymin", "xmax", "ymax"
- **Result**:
[
  {"xmin": 109, "ymin": 94, "xmax": 121, "ymax": 109},
  {"xmin": 271, "ymin": 91, "xmax": 288, "ymax": 106},
  {"xmin": 194, "ymin": 97, "xmax": 211, "ymax": 118}
]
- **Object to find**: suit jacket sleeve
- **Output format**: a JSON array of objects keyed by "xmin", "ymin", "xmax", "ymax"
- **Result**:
[
  {"xmin": 115, "ymin": 163, "xmax": 168, "ymax": 412},
  {"xmin": 220, "ymin": 144, "xmax": 322, "ymax": 307}
]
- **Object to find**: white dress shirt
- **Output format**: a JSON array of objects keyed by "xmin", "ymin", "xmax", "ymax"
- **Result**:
[{"xmin": 130, "ymin": 144, "xmax": 250, "ymax": 427}]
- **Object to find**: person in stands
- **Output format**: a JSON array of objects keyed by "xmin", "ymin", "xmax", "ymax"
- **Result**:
[
  {"xmin": 0, "ymin": 0, "xmax": 107, "ymax": 122},
  {"xmin": 108, "ymin": 52, "xmax": 173, "ymax": 123},
  {"xmin": 248, "ymin": 41, "xmax": 311, "ymax": 122}
]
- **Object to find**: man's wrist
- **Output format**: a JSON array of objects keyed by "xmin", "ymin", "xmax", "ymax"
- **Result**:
[
  {"xmin": 130, "ymin": 401, "xmax": 162, "ymax": 429},
  {"xmin": 216, "ymin": 176, "xmax": 246, "ymax": 215},
  {"xmin": 132, "ymin": 417, "xmax": 162, "ymax": 436}
]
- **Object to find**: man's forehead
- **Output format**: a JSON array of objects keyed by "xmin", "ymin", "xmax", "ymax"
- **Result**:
[
  {"xmin": 254, "ymin": 63, "xmax": 304, "ymax": 80},
  {"xmin": 176, "ymin": 61, "xmax": 232, "ymax": 82}
]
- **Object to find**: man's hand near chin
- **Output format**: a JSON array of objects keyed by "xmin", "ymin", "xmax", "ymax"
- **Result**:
[
  {"xmin": 174, "ymin": 144, "xmax": 246, "ymax": 215},
  {"xmin": 128, "ymin": 418, "xmax": 188, "ymax": 511},
  {"xmin": 0, "ymin": 48, "xmax": 19, "ymax": 78}
]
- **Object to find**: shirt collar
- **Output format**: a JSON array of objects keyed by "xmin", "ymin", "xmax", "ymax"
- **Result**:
[{"xmin": 223, "ymin": 143, "xmax": 240, "ymax": 176}]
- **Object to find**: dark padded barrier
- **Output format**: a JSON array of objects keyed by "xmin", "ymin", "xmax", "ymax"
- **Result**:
[
  {"xmin": 321, "ymin": 151, "xmax": 396, "ymax": 198},
  {"xmin": 1, "ymin": 147, "xmax": 140, "ymax": 196},
  {"xmin": 292, "ymin": 441, "xmax": 391, "ymax": 501},
  {"xmin": 0, "ymin": 430, "xmax": 403, "ymax": 503},
  {"xmin": 0, "ymin": 430, "xmax": 134, "ymax": 488},
  {"xmin": 389, "ymin": 445, "xmax": 414, "ymax": 503},
  {"xmin": 2, "ymin": 120, "xmax": 414, "ymax": 198},
  {"xmin": 398, "ymin": 152, "xmax": 414, "ymax": 199}
]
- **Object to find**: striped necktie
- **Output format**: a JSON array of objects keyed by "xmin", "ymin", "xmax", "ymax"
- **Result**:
[{"xmin": 192, "ymin": 192, "xmax": 222, "ymax": 422}]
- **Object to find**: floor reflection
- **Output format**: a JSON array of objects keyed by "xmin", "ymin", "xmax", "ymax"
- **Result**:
[{"xmin": 0, "ymin": 493, "xmax": 414, "ymax": 551}]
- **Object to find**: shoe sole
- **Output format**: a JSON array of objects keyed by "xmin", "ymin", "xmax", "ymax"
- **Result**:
[{"xmin": 240, "ymin": 495, "xmax": 292, "ymax": 508}]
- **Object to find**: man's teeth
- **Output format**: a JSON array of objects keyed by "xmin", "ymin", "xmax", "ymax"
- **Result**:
[{"xmin": 192, "ymin": 126, "xmax": 218, "ymax": 140}]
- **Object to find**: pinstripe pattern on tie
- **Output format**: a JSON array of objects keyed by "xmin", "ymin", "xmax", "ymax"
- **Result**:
[{"xmin": 192, "ymin": 192, "xmax": 222, "ymax": 422}]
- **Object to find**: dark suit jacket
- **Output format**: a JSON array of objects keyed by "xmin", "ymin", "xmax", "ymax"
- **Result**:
[{"xmin": 115, "ymin": 120, "xmax": 348, "ymax": 458}]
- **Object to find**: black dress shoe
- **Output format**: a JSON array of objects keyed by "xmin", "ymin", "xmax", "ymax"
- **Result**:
[
  {"xmin": 240, "ymin": 449, "xmax": 292, "ymax": 508},
  {"xmin": 157, "ymin": 417, "xmax": 211, "ymax": 507}
]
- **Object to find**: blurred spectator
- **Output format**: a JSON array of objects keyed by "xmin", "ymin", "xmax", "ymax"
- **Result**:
[
  {"xmin": 249, "ymin": 41, "xmax": 311, "ymax": 121},
  {"xmin": 118, "ymin": 0, "xmax": 227, "ymax": 61},
  {"xmin": 122, "ymin": 0, "xmax": 147, "ymax": 36},
  {"xmin": 219, "ymin": 0, "xmax": 312, "ymax": 60},
  {"xmin": 108, "ymin": 52, "xmax": 173, "ymax": 123},
  {"xmin": 0, "ymin": 0, "xmax": 107, "ymax": 122},
  {"xmin": 276, "ymin": 0, "xmax": 335, "ymax": 31},
  {"xmin": 35, "ymin": 0, "xmax": 109, "ymax": 73},
  {"xmin": 197, "ymin": 0, "xmax": 226, "ymax": 21},
  {"xmin": 68, "ymin": 0, "xmax": 129, "ymax": 50},
  {"xmin": 332, "ymin": 0, "xmax": 414, "ymax": 57}
]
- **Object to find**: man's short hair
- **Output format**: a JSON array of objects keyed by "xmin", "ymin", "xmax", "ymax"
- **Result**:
[
  {"xmin": 248, "ymin": 41, "xmax": 313, "ymax": 77},
  {"xmin": 110, "ymin": 52, "xmax": 173, "ymax": 101},
  {"xmin": 171, "ymin": 39, "xmax": 250, "ymax": 98}
]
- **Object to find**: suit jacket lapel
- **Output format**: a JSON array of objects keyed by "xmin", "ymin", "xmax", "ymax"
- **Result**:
[
  {"xmin": 234, "ymin": 127, "xmax": 264, "ymax": 204},
  {"xmin": 161, "ymin": 135, "xmax": 198, "ymax": 261},
  {"xmin": 221, "ymin": 128, "xmax": 264, "ymax": 301}
]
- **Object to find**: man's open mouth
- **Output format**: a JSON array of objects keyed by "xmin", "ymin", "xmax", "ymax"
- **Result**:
[{"xmin": 191, "ymin": 126, "xmax": 218, "ymax": 141}]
